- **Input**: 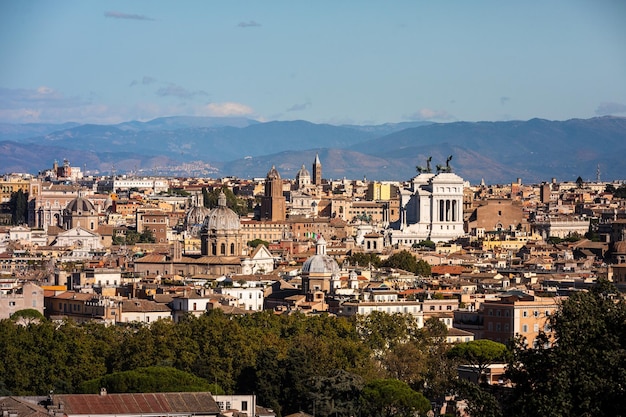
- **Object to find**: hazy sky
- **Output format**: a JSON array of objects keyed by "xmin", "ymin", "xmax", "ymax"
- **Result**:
[{"xmin": 1, "ymin": 0, "xmax": 625, "ymax": 125}]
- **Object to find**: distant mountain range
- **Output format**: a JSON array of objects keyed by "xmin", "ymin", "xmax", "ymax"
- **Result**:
[{"xmin": 1, "ymin": 115, "xmax": 625, "ymax": 184}]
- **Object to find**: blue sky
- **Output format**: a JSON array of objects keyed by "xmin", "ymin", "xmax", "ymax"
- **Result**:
[{"xmin": 1, "ymin": 0, "xmax": 625, "ymax": 125}]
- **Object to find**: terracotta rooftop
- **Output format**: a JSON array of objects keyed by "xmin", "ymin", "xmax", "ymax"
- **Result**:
[{"xmin": 51, "ymin": 392, "xmax": 220, "ymax": 415}]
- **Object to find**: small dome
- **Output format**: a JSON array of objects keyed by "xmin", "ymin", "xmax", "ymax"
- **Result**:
[
  {"xmin": 302, "ymin": 237, "xmax": 340, "ymax": 275},
  {"xmin": 202, "ymin": 191, "xmax": 240, "ymax": 231},
  {"xmin": 65, "ymin": 196, "xmax": 96, "ymax": 214},
  {"xmin": 266, "ymin": 165, "xmax": 281, "ymax": 180},
  {"xmin": 186, "ymin": 205, "xmax": 211, "ymax": 235},
  {"xmin": 297, "ymin": 164, "xmax": 310, "ymax": 178},
  {"xmin": 614, "ymin": 240, "xmax": 626, "ymax": 255},
  {"xmin": 186, "ymin": 205, "xmax": 211, "ymax": 227}
]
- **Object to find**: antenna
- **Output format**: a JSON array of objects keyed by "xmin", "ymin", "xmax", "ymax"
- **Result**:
[{"xmin": 596, "ymin": 164, "xmax": 601, "ymax": 183}]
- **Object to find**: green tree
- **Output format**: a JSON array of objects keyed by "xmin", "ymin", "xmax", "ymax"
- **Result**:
[
  {"xmin": 9, "ymin": 189, "xmax": 28, "ymax": 225},
  {"xmin": 576, "ymin": 176, "xmax": 584, "ymax": 188},
  {"xmin": 415, "ymin": 259, "xmax": 431, "ymax": 276},
  {"xmin": 79, "ymin": 366, "xmax": 214, "ymax": 393},
  {"xmin": 139, "ymin": 228, "xmax": 156, "ymax": 243},
  {"xmin": 412, "ymin": 240, "xmax": 435, "ymax": 250},
  {"xmin": 360, "ymin": 379, "xmax": 431, "ymax": 417},
  {"xmin": 357, "ymin": 311, "xmax": 419, "ymax": 358},
  {"xmin": 420, "ymin": 318, "xmax": 456, "ymax": 400},
  {"xmin": 383, "ymin": 250, "xmax": 418, "ymax": 273},
  {"xmin": 506, "ymin": 279, "xmax": 626, "ymax": 417},
  {"xmin": 205, "ymin": 187, "xmax": 249, "ymax": 215},
  {"xmin": 615, "ymin": 184, "xmax": 626, "ymax": 199},
  {"xmin": 247, "ymin": 238, "xmax": 270, "ymax": 249},
  {"xmin": 454, "ymin": 379, "xmax": 503, "ymax": 417},
  {"xmin": 344, "ymin": 252, "xmax": 381, "ymax": 268},
  {"xmin": 307, "ymin": 369, "xmax": 364, "ymax": 417},
  {"xmin": 447, "ymin": 340, "xmax": 509, "ymax": 384},
  {"xmin": 10, "ymin": 308, "xmax": 45, "ymax": 324}
]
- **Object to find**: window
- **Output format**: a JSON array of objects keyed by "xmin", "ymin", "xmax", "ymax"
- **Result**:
[
  {"xmin": 242, "ymin": 401, "xmax": 248, "ymax": 411},
  {"xmin": 522, "ymin": 324, "xmax": 528, "ymax": 332},
  {"xmin": 523, "ymin": 311, "xmax": 528, "ymax": 317}
]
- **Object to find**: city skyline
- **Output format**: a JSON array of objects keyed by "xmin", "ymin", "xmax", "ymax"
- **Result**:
[{"xmin": 1, "ymin": 0, "xmax": 625, "ymax": 126}]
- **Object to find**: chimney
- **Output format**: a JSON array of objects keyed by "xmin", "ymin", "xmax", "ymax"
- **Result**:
[{"xmin": 100, "ymin": 387, "xmax": 107, "ymax": 396}]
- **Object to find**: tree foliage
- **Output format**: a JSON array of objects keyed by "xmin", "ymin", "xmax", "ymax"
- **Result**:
[
  {"xmin": 204, "ymin": 186, "xmax": 249, "ymax": 215},
  {"xmin": 344, "ymin": 252, "xmax": 381, "ymax": 268},
  {"xmin": 10, "ymin": 309, "xmax": 45, "ymax": 324},
  {"xmin": 454, "ymin": 379, "xmax": 503, "ymax": 417},
  {"xmin": 506, "ymin": 279, "xmax": 626, "ymax": 417},
  {"xmin": 360, "ymin": 379, "xmax": 431, "ymax": 417},
  {"xmin": 0, "ymin": 310, "xmax": 450, "ymax": 415},
  {"xmin": 447, "ymin": 340, "xmax": 509, "ymax": 383},
  {"xmin": 383, "ymin": 250, "xmax": 418, "ymax": 273},
  {"xmin": 9, "ymin": 189, "xmax": 28, "ymax": 225},
  {"xmin": 247, "ymin": 239, "xmax": 270, "ymax": 249},
  {"xmin": 79, "ymin": 366, "xmax": 215, "ymax": 394}
]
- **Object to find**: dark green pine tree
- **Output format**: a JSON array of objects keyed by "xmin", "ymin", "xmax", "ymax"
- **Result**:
[{"xmin": 9, "ymin": 189, "xmax": 28, "ymax": 225}]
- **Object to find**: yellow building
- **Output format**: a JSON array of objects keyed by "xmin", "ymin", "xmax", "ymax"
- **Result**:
[
  {"xmin": 481, "ymin": 232, "xmax": 543, "ymax": 252},
  {"xmin": 481, "ymin": 292, "xmax": 560, "ymax": 347},
  {"xmin": 0, "ymin": 177, "xmax": 40, "ymax": 203},
  {"xmin": 367, "ymin": 182, "xmax": 394, "ymax": 201}
]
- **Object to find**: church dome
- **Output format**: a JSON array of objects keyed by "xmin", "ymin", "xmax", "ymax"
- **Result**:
[
  {"xmin": 186, "ymin": 204, "xmax": 211, "ymax": 235},
  {"xmin": 614, "ymin": 240, "xmax": 626, "ymax": 255},
  {"xmin": 302, "ymin": 236, "xmax": 340, "ymax": 275},
  {"xmin": 266, "ymin": 165, "xmax": 281, "ymax": 180},
  {"xmin": 297, "ymin": 164, "xmax": 310, "ymax": 178},
  {"xmin": 186, "ymin": 205, "xmax": 211, "ymax": 227},
  {"xmin": 65, "ymin": 196, "xmax": 96, "ymax": 214},
  {"xmin": 202, "ymin": 191, "xmax": 240, "ymax": 231}
]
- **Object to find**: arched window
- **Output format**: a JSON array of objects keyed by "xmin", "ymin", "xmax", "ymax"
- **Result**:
[
  {"xmin": 230, "ymin": 243, "xmax": 235, "ymax": 255},
  {"xmin": 220, "ymin": 243, "xmax": 226, "ymax": 255}
]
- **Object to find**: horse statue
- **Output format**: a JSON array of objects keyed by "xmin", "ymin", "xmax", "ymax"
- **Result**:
[{"xmin": 416, "ymin": 156, "xmax": 433, "ymax": 174}]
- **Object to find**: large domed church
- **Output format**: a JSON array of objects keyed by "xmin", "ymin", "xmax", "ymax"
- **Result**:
[{"xmin": 200, "ymin": 191, "xmax": 244, "ymax": 257}]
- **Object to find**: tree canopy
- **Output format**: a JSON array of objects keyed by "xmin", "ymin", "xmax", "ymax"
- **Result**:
[
  {"xmin": 9, "ymin": 189, "xmax": 28, "ymax": 225},
  {"xmin": 79, "ymin": 366, "xmax": 217, "ymax": 394},
  {"xmin": 344, "ymin": 252, "xmax": 381, "ymax": 268},
  {"xmin": 506, "ymin": 279, "xmax": 626, "ymax": 416},
  {"xmin": 447, "ymin": 340, "xmax": 509, "ymax": 383},
  {"xmin": 360, "ymin": 379, "xmax": 431, "ymax": 417},
  {"xmin": 203, "ymin": 186, "xmax": 249, "ymax": 215}
]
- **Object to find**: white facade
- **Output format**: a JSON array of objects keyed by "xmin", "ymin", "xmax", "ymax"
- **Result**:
[
  {"xmin": 341, "ymin": 301, "xmax": 424, "ymax": 326},
  {"xmin": 53, "ymin": 226, "xmax": 104, "ymax": 251},
  {"xmin": 218, "ymin": 287, "xmax": 264, "ymax": 311},
  {"xmin": 170, "ymin": 291, "xmax": 214, "ymax": 322},
  {"xmin": 240, "ymin": 245, "xmax": 275, "ymax": 275},
  {"xmin": 113, "ymin": 178, "xmax": 170, "ymax": 193},
  {"xmin": 213, "ymin": 395, "xmax": 256, "ymax": 416},
  {"xmin": 389, "ymin": 172, "xmax": 465, "ymax": 244}
]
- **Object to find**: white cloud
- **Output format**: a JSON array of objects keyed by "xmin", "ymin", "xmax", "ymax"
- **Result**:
[
  {"xmin": 200, "ymin": 102, "xmax": 255, "ymax": 117},
  {"xmin": 595, "ymin": 102, "xmax": 626, "ymax": 116},
  {"xmin": 0, "ymin": 87, "xmax": 258, "ymax": 124},
  {"xmin": 405, "ymin": 108, "xmax": 455, "ymax": 122}
]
